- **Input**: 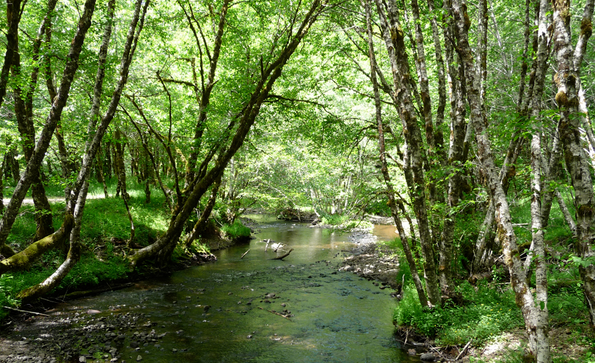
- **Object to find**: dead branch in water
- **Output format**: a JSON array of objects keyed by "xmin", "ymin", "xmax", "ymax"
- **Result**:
[{"xmin": 272, "ymin": 248, "xmax": 294, "ymax": 260}]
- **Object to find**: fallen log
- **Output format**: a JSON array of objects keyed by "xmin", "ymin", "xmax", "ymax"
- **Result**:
[
  {"xmin": 241, "ymin": 249, "xmax": 250, "ymax": 259},
  {"xmin": 272, "ymin": 248, "xmax": 294, "ymax": 260},
  {"xmin": 2, "ymin": 306, "xmax": 49, "ymax": 317},
  {"xmin": 258, "ymin": 306, "xmax": 292, "ymax": 321},
  {"xmin": 0, "ymin": 213, "xmax": 74, "ymax": 276}
]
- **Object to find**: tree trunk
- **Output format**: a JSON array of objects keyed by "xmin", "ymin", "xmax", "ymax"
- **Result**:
[
  {"xmin": 10, "ymin": 0, "xmax": 58, "ymax": 241},
  {"xmin": 452, "ymin": 0, "xmax": 552, "ymax": 360},
  {"xmin": 25, "ymin": 0, "xmax": 150, "ymax": 301},
  {"xmin": 114, "ymin": 129, "xmax": 129, "ymax": 200},
  {"xmin": 185, "ymin": 176, "xmax": 221, "ymax": 247},
  {"xmin": 182, "ymin": 0, "xmax": 230, "ymax": 188},
  {"xmin": 130, "ymin": 0, "xmax": 325, "ymax": 267},
  {"xmin": 552, "ymin": 0, "xmax": 595, "ymax": 330},
  {"xmin": 364, "ymin": 0, "xmax": 429, "ymax": 308},
  {"xmin": 0, "ymin": 214, "xmax": 73, "ymax": 275},
  {"xmin": 0, "ymin": 0, "xmax": 21, "ymax": 110},
  {"xmin": 374, "ymin": 0, "xmax": 441, "ymax": 306},
  {"xmin": 0, "ymin": 0, "xmax": 97, "ymax": 255}
]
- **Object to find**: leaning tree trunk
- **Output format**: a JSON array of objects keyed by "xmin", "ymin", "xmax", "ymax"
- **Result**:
[
  {"xmin": 185, "ymin": 176, "xmax": 221, "ymax": 247},
  {"xmin": 364, "ymin": 0, "xmax": 429, "ymax": 308},
  {"xmin": 0, "ymin": 0, "xmax": 97, "ymax": 257},
  {"xmin": 19, "ymin": 0, "xmax": 149, "ymax": 299},
  {"xmin": 11, "ymin": 0, "xmax": 59, "ymax": 241},
  {"xmin": 130, "ymin": 0, "xmax": 326, "ymax": 267}
]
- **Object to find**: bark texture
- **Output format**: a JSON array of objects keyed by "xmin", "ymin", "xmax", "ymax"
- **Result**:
[
  {"xmin": 451, "ymin": 0, "xmax": 552, "ymax": 360},
  {"xmin": 374, "ymin": 0, "xmax": 441, "ymax": 306},
  {"xmin": 552, "ymin": 0, "xmax": 595, "ymax": 329}
]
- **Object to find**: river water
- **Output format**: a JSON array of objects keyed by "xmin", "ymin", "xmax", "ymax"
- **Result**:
[{"xmin": 8, "ymin": 218, "xmax": 420, "ymax": 362}]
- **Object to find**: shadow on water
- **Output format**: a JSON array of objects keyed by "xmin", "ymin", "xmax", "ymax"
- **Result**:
[{"xmin": 39, "ymin": 219, "xmax": 420, "ymax": 362}]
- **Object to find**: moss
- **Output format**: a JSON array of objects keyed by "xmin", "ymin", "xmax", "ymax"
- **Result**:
[
  {"xmin": 0, "ymin": 214, "xmax": 74, "ymax": 274},
  {"xmin": 555, "ymin": 91, "xmax": 569, "ymax": 107},
  {"xmin": 581, "ymin": 18, "xmax": 593, "ymax": 38}
]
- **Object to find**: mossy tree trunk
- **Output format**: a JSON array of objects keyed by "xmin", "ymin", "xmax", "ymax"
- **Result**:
[
  {"xmin": 0, "ymin": 0, "xmax": 97, "ymax": 257},
  {"xmin": 130, "ymin": 0, "xmax": 326, "ymax": 267},
  {"xmin": 23, "ymin": 0, "xmax": 150, "ymax": 302},
  {"xmin": 552, "ymin": 0, "xmax": 595, "ymax": 330},
  {"xmin": 374, "ymin": 0, "xmax": 442, "ymax": 307},
  {"xmin": 364, "ymin": 0, "xmax": 429, "ymax": 308},
  {"xmin": 10, "ymin": 0, "xmax": 59, "ymax": 241},
  {"xmin": 0, "ymin": 214, "xmax": 73, "ymax": 275},
  {"xmin": 451, "ymin": 0, "xmax": 552, "ymax": 360}
]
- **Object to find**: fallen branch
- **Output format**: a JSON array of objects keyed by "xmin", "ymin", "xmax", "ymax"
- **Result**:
[
  {"xmin": 241, "ymin": 249, "xmax": 251, "ymax": 259},
  {"xmin": 258, "ymin": 306, "xmax": 292, "ymax": 321},
  {"xmin": 456, "ymin": 339, "xmax": 473, "ymax": 360},
  {"xmin": 2, "ymin": 306, "xmax": 49, "ymax": 317},
  {"xmin": 272, "ymin": 248, "xmax": 294, "ymax": 260}
]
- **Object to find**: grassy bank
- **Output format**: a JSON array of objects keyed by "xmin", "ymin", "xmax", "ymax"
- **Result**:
[
  {"xmin": 383, "ymin": 194, "xmax": 595, "ymax": 362},
  {"xmin": 0, "ymin": 180, "xmax": 250, "ymax": 320}
]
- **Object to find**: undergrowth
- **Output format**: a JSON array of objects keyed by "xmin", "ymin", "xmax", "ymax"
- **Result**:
[
  {"xmin": 394, "ymin": 282, "xmax": 523, "ymax": 346},
  {"xmin": 221, "ymin": 220, "xmax": 251, "ymax": 239}
]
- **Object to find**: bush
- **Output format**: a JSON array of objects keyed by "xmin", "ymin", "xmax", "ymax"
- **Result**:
[
  {"xmin": 221, "ymin": 220, "xmax": 251, "ymax": 239},
  {"xmin": 393, "ymin": 281, "xmax": 523, "ymax": 346}
]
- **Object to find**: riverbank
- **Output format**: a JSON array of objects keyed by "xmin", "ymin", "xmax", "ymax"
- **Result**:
[{"xmin": 0, "ymin": 218, "xmax": 410, "ymax": 363}]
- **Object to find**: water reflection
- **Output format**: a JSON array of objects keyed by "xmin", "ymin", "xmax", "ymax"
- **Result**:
[{"xmin": 53, "ymin": 219, "xmax": 419, "ymax": 362}]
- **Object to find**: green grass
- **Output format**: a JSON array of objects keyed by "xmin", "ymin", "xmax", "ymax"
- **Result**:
[
  {"xmin": 221, "ymin": 220, "xmax": 251, "ymax": 239},
  {"xmin": 0, "ymin": 181, "xmax": 173, "ymax": 319},
  {"xmin": 393, "ymin": 281, "xmax": 523, "ymax": 346}
]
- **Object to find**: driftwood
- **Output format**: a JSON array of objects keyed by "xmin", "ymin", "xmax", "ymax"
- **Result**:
[
  {"xmin": 258, "ymin": 306, "xmax": 292, "ymax": 321},
  {"xmin": 272, "ymin": 248, "xmax": 294, "ymax": 260},
  {"xmin": 241, "ymin": 249, "xmax": 250, "ymax": 259},
  {"xmin": 2, "ymin": 306, "xmax": 49, "ymax": 317},
  {"xmin": 456, "ymin": 339, "xmax": 473, "ymax": 360},
  {"xmin": 263, "ymin": 239, "xmax": 272, "ymax": 252}
]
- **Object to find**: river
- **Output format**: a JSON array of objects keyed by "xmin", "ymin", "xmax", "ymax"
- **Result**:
[{"xmin": 1, "ymin": 217, "xmax": 420, "ymax": 362}]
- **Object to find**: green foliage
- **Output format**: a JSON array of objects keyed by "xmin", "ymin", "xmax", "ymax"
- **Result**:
[
  {"xmin": 393, "ymin": 282, "xmax": 523, "ymax": 346},
  {"xmin": 320, "ymin": 213, "xmax": 349, "ymax": 226},
  {"xmin": 58, "ymin": 253, "xmax": 128, "ymax": 290},
  {"xmin": 187, "ymin": 240, "xmax": 211, "ymax": 255},
  {"xmin": 221, "ymin": 220, "xmax": 251, "ymax": 239},
  {"xmin": 0, "ymin": 275, "xmax": 20, "ymax": 319}
]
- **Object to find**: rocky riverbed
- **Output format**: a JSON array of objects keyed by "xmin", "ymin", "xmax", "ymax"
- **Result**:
[
  {"xmin": 0, "ymin": 221, "xmax": 407, "ymax": 363},
  {"xmin": 0, "ymin": 309, "xmax": 167, "ymax": 362}
]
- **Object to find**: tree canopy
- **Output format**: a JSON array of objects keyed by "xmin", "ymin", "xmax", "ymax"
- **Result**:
[{"xmin": 0, "ymin": 0, "xmax": 594, "ymax": 361}]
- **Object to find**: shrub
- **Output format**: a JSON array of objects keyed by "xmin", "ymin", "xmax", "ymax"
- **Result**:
[
  {"xmin": 221, "ymin": 220, "xmax": 251, "ymax": 239},
  {"xmin": 393, "ymin": 281, "xmax": 523, "ymax": 346}
]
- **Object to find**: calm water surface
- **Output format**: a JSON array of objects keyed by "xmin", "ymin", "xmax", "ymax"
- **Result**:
[{"xmin": 55, "ymin": 217, "xmax": 418, "ymax": 362}]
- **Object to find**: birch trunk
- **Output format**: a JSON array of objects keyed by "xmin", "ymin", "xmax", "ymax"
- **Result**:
[
  {"xmin": 452, "ymin": 0, "xmax": 552, "ymax": 360},
  {"xmin": 374, "ymin": 0, "xmax": 441, "ymax": 306},
  {"xmin": 364, "ymin": 0, "xmax": 429, "ymax": 308},
  {"xmin": 552, "ymin": 0, "xmax": 595, "ymax": 329}
]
